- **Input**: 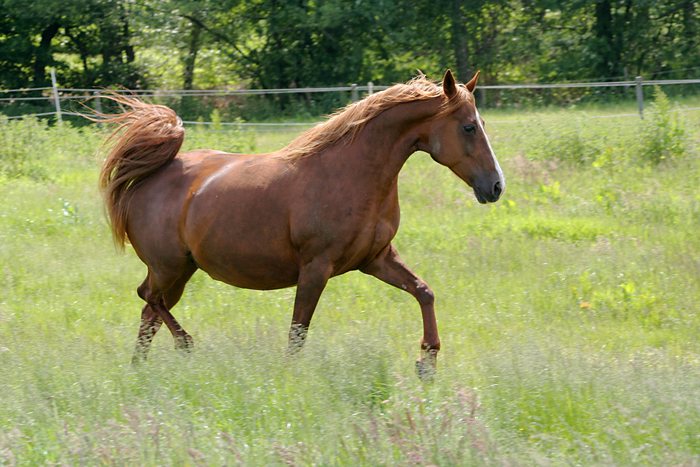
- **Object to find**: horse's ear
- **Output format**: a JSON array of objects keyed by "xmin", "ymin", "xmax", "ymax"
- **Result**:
[
  {"xmin": 443, "ymin": 69, "xmax": 457, "ymax": 98},
  {"xmin": 466, "ymin": 70, "xmax": 481, "ymax": 93}
]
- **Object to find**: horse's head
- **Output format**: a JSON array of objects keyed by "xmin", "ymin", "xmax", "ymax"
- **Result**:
[{"xmin": 423, "ymin": 70, "xmax": 505, "ymax": 203}]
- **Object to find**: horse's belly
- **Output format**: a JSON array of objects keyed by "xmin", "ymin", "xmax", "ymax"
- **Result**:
[
  {"xmin": 182, "ymin": 157, "xmax": 302, "ymax": 289},
  {"xmin": 192, "ymin": 245, "xmax": 299, "ymax": 290},
  {"xmin": 186, "ymin": 215, "xmax": 300, "ymax": 290},
  {"xmin": 185, "ymin": 215, "xmax": 298, "ymax": 291},
  {"xmin": 200, "ymin": 255, "xmax": 299, "ymax": 290}
]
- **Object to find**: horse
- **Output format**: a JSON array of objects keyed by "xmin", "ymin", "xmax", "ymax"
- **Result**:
[{"xmin": 97, "ymin": 70, "xmax": 504, "ymax": 378}]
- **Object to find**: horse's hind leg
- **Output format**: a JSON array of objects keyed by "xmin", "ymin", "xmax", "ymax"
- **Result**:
[
  {"xmin": 132, "ymin": 303, "xmax": 163, "ymax": 364},
  {"xmin": 132, "ymin": 263, "xmax": 197, "ymax": 362}
]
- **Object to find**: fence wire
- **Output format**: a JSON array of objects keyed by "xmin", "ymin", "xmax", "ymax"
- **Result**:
[{"xmin": 1, "ymin": 77, "xmax": 699, "ymax": 123}]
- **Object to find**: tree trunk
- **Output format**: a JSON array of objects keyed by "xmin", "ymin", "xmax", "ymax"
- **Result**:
[
  {"xmin": 64, "ymin": 28, "xmax": 93, "ymax": 86},
  {"xmin": 183, "ymin": 20, "xmax": 202, "ymax": 90},
  {"xmin": 681, "ymin": 0, "xmax": 697, "ymax": 59},
  {"xmin": 450, "ymin": 0, "xmax": 470, "ymax": 81},
  {"xmin": 121, "ymin": 5, "xmax": 135, "ymax": 63},
  {"xmin": 593, "ymin": 0, "xmax": 616, "ymax": 79},
  {"xmin": 33, "ymin": 23, "xmax": 60, "ymax": 87}
]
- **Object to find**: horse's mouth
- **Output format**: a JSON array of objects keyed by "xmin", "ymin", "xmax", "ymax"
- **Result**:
[{"xmin": 474, "ymin": 184, "xmax": 502, "ymax": 204}]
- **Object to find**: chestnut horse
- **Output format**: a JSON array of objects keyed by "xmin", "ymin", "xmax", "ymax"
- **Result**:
[{"xmin": 98, "ymin": 70, "xmax": 504, "ymax": 378}]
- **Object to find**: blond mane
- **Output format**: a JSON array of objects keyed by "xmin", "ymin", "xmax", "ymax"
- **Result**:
[{"xmin": 281, "ymin": 76, "xmax": 472, "ymax": 160}]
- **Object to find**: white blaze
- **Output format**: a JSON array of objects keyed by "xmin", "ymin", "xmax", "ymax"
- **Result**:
[{"xmin": 476, "ymin": 109, "xmax": 505, "ymax": 188}]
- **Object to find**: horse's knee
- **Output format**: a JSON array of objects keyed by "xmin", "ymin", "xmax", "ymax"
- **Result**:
[
  {"xmin": 137, "ymin": 280, "xmax": 149, "ymax": 302},
  {"xmin": 137, "ymin": 281, "xmax": 162, "ymax": 307},
  {"xmin": 415, "ymin": 282, "xmax": 434, "ymax": 307}
]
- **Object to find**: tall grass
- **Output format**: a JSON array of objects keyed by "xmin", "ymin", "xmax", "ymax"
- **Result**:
[{"xmin": 1, "ymin": 96, "xmax": 699, "ymax": 464}]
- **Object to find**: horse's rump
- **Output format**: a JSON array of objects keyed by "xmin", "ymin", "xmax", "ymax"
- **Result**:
[{"xmin": 94, "ymin": 95, "xmax": 185, "ymax": 248}]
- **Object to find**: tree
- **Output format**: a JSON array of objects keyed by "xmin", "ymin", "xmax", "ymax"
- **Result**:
[
  {"xmin": 0, "ymin": 0, "xmax": 142, "ymax": 89},
  {"xmin": 1, "ymin": 0, "xmax": 699, "ymax": 107}
]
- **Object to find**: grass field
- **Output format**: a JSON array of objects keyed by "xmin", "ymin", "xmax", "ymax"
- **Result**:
[{"xmin": 1, "ymin": 94, "xmax": 699, "ymax": 465}]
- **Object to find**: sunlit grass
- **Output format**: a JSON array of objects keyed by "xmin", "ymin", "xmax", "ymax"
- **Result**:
[{"xmin": 1, "ymin": 101, "xmax": 699, "ymax": 464}]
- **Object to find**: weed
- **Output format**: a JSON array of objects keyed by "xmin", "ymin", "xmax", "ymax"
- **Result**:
[
  {"xmin": 638, "ymin": 87, "xmax": 687, "ymax": 164},
  {"xmin": 0, "ymin": 116, "xmax": 50, "ymax": 180},
  {"xmin": 531, "ymin": 124, "xmax": 599, "ymax": 165}
]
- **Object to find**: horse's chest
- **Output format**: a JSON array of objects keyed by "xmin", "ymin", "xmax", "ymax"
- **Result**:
[
  {"xmin": 325, "ymin": 200, "xmax": 399, "ymax": 273},
  {"xmin": 290, "ymin": 178, "xmax": 400, "ymax": 271}
]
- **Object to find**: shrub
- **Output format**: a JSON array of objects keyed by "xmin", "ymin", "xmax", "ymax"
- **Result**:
[
  {"xmin": 0, "ymin": 116, "xmax": 51, "ymax": 180},
  {"xmin": 529, "ymin": 123, "xmax": 599, "ymax": 166},
  {"xmin": 184, "ymin": 109, "xmax": 256, "ymax": 154},
  {"xmin": 638, "ymin": 87, "xmax": 686, "ymax": 164}
]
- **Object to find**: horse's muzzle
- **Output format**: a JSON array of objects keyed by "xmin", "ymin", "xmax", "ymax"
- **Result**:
[{"xmin": 474, "ymin": 179, "xmax": 503, "ymax": 204}]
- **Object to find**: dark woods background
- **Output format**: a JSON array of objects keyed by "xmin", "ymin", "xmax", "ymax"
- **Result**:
[{"xmin": 1, "ymin": 0, "xmax": 698, "ymax": 119}]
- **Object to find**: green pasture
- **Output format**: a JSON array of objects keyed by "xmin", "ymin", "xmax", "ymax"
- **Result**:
[{"xmin": 1, "ymin": 94, "xmax": 699, "ymax": 465}]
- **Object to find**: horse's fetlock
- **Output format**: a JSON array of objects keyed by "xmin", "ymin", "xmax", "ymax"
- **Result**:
[
  {"xmin": 421, "ymin": 339, "xmax": 441, "ymax": 352},
  {"xmin": 288, "ymin": 323, "xmax": 308, "ymax": 348}
]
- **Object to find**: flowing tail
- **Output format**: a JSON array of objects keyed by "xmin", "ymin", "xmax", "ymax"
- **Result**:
[{"xmin": 94, "ymin": 95, "xmax": 184, "ymax": 248}]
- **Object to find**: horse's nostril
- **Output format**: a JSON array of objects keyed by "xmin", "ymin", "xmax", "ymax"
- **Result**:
[{"xmin": 493, "ymin": 180, "xmax": 502, "ymax": 198}]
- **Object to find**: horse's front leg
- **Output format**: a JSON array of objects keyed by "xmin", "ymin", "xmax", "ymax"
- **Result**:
[
  {"xmin": 287, "ymin": 259, "xmax": 332, "ymax": 354},
  {"xmin": 361, "ymin": 244, "xmax": 440, "ymax": 380}
]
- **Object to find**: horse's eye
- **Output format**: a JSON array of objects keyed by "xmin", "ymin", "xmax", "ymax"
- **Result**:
[{"xmin": 463, "ymin": 124, "xmax": 477, "ymax": 134}]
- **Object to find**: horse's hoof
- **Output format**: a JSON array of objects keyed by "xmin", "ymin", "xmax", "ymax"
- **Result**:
[
  {"xmin": 131, "ymin": 344, "xmax": 150, "ymax": 365},
  {"xmin": 415, "ymin": 359, "xmax": 436, "ymax": 382},
  {"xmin": 175, "ymin": 335, "xmax": 194, "ymax": 352},
  {"xmin": 131, "ymin": 353, "xmax": 146, "ymax": 365}
]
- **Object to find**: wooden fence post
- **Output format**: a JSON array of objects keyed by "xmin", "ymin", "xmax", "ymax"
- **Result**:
[
  {"xmin": 635, "ymin": 76, "xmax": 644, "ymax": 119},
  {"xmin": 93, "ymin": 91, "xmax": 103, "ymax": 127},
  {"xmin": 351, "ymin": 83, "xmax": 358, "ymax": 102},
  {"xmin": 93, "ymin": 91, "xmax": 103, "ymax": 114},
  {"xmin": 50, "ymin": 68, "xmax": 62, "ymax": 124},
  {"xmin": 367, "ymin": 81, "xmax": 374, "ymax": 95}
]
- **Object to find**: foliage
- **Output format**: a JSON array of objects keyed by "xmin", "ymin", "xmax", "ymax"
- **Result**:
[
  {"xmin": 0, "ymin": 116, "xmax": 51, "ymax": 180},
  {"xmin": 522, "ymin": 90, "xmax": 692, "ymax": 168},
  {"xmin": 0, "ymin": 116, "xmax": 104, "ymax": 181},
  {"xmin": 185, "ymin": 109, "xmax": 256, "ymax": 154},
  {"xmin": 1, "ymin": 0, "xmax": 698, "ymax": 100},
  {"xmin": 530, "ymin": 124, "xmax": 600, "ymax": 165},
  {"xmin": 0, "ymin": 0, "xmax": 142, "ymax": 89},
  {"xmin": 638, "ymin": 87, "xmax": 687, "ymax": 164}
]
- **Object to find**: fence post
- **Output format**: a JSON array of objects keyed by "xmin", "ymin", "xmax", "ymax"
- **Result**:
[
  {"xmin": 93, "ymin": 91, "xmax": 103, "ymax": 114},
  {"xmin": 351, "ymin": 83, "xmax": 358, "ymax": 102},
  {"xmin": 635, "ymin": 76, "xmax": 644, "ymax": 119},
  {"xmin": 367, "ymin": 81, "xmax": 374, "ymax": 95},
  {"xmin": 50, "ymin": 68, "xmax": 62, "ymax": 124},
  {"xmin": 93, "ymin": 91, "xmax": 103, "ymax": 127}
]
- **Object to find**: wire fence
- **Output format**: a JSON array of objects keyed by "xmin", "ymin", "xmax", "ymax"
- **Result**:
[{"xmin": 2, "ymin": 70, "xmax": 700, "ymax": 124}]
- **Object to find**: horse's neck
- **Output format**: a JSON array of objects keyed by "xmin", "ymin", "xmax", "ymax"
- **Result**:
[{"xmin": 344, "ymin": 98, "xmax": 442, "ymax": 185}]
